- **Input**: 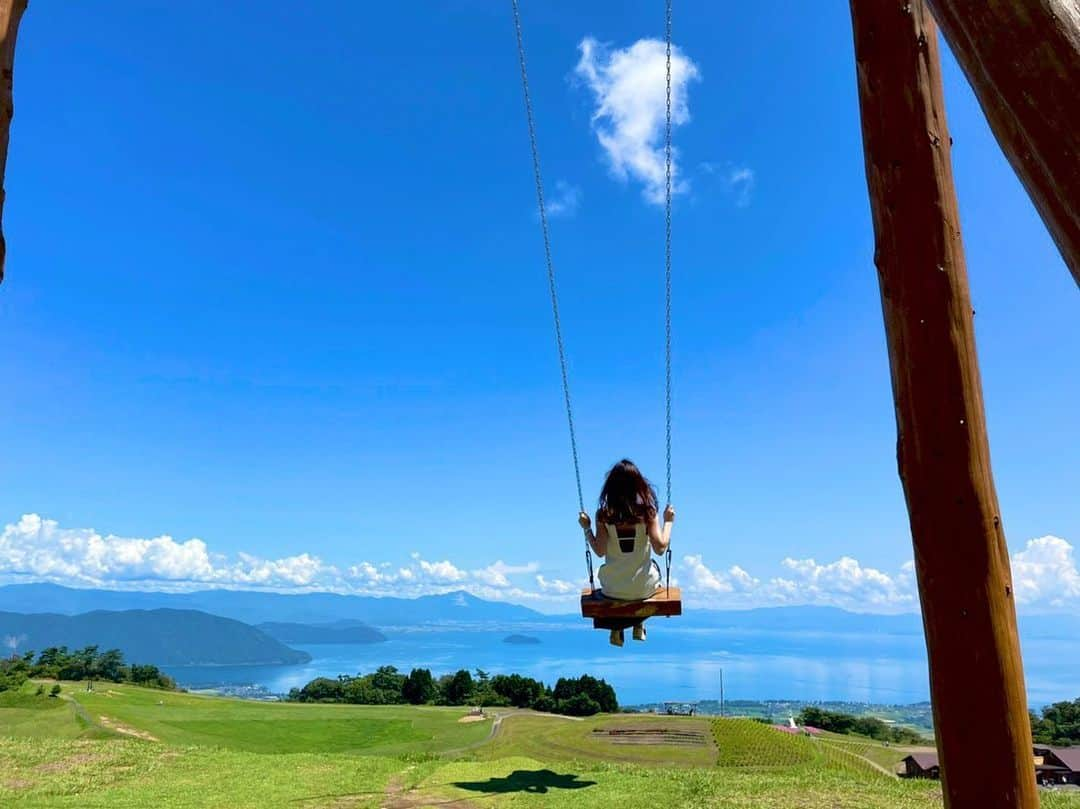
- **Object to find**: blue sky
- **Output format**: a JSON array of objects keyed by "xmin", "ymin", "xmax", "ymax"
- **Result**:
[{"xmin": 1, "ymin": 1, "xmax": 1076, "ymax": 613}]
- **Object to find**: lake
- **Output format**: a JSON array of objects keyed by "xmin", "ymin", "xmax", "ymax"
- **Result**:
[{"xmin": 162, "ymin": 622, "xmax": 1080, "ymax": 707}]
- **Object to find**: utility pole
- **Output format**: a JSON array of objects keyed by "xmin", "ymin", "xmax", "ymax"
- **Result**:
[
  {"xmin": 719, "ymin": 668, "xmax": 724, "ymax": 718},
  {"xmin": 849, "ymin": 1, "xmax": 1038, "ymax": 806}
]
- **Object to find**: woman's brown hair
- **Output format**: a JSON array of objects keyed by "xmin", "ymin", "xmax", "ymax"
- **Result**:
[{"xmin": 597, "ymin": 459, "xmax": 658, "ymax": 524}]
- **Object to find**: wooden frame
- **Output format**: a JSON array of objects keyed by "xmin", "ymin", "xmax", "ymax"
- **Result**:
[
  {"xmin": 849, "ymin": 1, "xmax": 1040, "ymax": 805},
  {"xmin": 0, "ymin": 0, "xmax": 27, "ymax": 284}
]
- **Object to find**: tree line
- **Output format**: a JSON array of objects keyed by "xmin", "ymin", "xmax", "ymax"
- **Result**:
[
  {"xmin": 0, "ymin": 646, "xmax": 176, "ymax": 692},
  {"xmin": 796, "ymin": 699, "xmax": 1080, "ymax": 747},
  {"xmin": 796, "ymin": 706, "xmax": 927, "ymax": 744},
  {"xmin": 286, "ymin": 666, "xmax": 617, "ymax": 717},
  {"xmin": 1031, "ymin": 699, "xmax": 1080, "ymax": 746}
]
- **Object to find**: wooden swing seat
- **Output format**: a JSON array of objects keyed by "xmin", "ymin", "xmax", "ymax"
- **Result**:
[{"xmin": 580, "ymin": 587, "xmax": 682, "ymax": 630}]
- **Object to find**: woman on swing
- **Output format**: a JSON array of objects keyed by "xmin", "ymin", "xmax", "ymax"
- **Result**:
[{"xmin": 578, "ymin": 459, "xmax": 675, "ymax": 647}]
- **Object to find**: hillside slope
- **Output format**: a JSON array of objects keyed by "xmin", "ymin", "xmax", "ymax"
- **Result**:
[
  {"xmin": 0, "ymin": 583, "xmax": 553, "ymax": 626},
  {"xmin": 257, "ymin": 620, "xmax": 386, "ymax": 644},
  {"xmin": 0, "ymin": 608, "xmax": 311, "ymax": 665}
]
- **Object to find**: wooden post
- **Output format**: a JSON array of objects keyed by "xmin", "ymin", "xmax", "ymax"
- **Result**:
[
  {"xmin": 0, "ymin": 0, "xmax": 27, "ymax": 285},
  {"xmin": 849, "ymin": 2, "xmax": 1038, "ymax": 807},
  {"xmin": 925, "ymin": 0, "xmax": 1080, "ymax": 286}
]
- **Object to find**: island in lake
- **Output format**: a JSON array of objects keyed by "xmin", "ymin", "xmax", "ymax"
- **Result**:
[{"xmin": 503, "ymin": 634, "xmax": 541, "ymax": 645}]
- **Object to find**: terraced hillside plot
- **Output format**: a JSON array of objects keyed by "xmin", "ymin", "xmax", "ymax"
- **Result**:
[
  {"xmin": 713, "ymin": 718, "xmax": 818, "ymax": 768},
  {"xmin": 591, "ymin": 725, "xmax": 709, "ymax": 747},
  {"xmin": 817, "ymin": 733, "xmax": 910, "ymax": 772},
  {"xmin": 476, "ymin": 713, "xmax": 718, "ymax": 767}
]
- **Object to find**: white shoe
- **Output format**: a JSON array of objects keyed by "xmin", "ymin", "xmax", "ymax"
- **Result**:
[
  {"xmin": 609, "ymin": 629, "xmax": 625, "ymax": 647},
  {"xmin": 633, "ymin": 624, "xmax": 647, "ymax": 642}
]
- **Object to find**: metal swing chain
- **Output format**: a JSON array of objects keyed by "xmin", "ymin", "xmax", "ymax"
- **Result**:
[
  {"xmin": 510, "ymin": 0, "xmax": 594, "ymax": 591},
  {"xmin": 664, "ymin": 0, "xmax": 674, "ymax": 596}
]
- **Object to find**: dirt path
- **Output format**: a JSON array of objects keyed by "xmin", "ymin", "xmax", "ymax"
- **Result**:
[
  {"xmin": 440, "ymin": 709, "xmax": 583, "ymax": 757},
  {"xmin": 96, "ymin": 714, "xmax": 159, "ymax": 741},
  {"xmin": 381, "ymin": 777, "xmax": 474, "ymax": 809},
  {"xmin": 817, "ymin": 740, "xmax": 896, "ymax": 779}
]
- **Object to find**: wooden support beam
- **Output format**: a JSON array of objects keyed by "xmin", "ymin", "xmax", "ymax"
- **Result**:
[
  {"xmin": 925, "ymin": 0, "xmax": 1080, "ymax": 286},
  {"xmin": 0, "ymin": 0, "xmax": 27, "ymax": 285},
  {"xmin": 848, "ymin": 2, "xmax": 1038, "ymax": 807}
]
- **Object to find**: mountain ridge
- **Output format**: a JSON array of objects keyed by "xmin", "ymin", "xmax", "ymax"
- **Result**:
[
  {"xmin": 0, "ymin": 607, "xmax": 311, "ymax": 666},
  {"xmin": 1, "ymin": 582, "xmax": 1068, "ymax": 639},
  {"xmin": 0, "ymin": 583, "xmax": 554, "ymax": 626}
]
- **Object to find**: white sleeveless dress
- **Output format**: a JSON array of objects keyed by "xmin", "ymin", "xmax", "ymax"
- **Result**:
[{"xmin": 597, "ymin": 522, "xmax": 662, "ymax": 601}]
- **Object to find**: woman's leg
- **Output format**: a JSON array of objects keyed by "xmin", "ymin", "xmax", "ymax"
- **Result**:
[
  {"xmin": 633, "ymin": 620, "xmax": 647, "ymax": 641},
  {"xmin": 609, "ymin": 628, "xmax": 624, "ymax": 647}
]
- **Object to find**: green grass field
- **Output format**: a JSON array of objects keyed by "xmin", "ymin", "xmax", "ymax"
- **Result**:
[{"xmin": 2, "ymin": 681, "xmax": 1078, "ymax": 807}]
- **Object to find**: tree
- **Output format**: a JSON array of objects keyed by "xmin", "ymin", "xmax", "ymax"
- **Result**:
[
  {"xmin": 0, "ymin": 654, "xmax": 30, "ymax": 692},
  {"xmin": 1031, "ymin": 699, "xmax": 1080, "ymax": 745},
  {"xmin": 442, "ymin": 670, "xmax": 474, "ymax": 706},
  {"xmin": 798, "ymin": 707, "xmax": 855, "ymax": 734},
  {"xmin": 490, "ymin": 674, "xmax": 545, "ymax": 709},
  {"xmin": 553, "ymin": 675, "xmax": 617, "ymax": 714},
  {"xmin": 532, "ymin": 694, "xmax": 557, "ymax": 714},
  {"xmin": 292, "ymin": 677, "xmax": 344, "ymax": 703},
  {"xmin": 559, "ymin": 693, "xmax": 601, "ymax": 717},
  {"xmin": 128, "ymin": 663, "xmax": 173, "ymax": 689},
  {"xmin": 35, "ymin": 647, "xmax": 67, "ymax": 679},
  {"xmin": 370, "ymin": 666, "xmax": 406, "ymax": 696},
  {"xmin": 402, "ymin": 669, "xmax": 436, "ymax": 705},
  {"xmin": 95, "ymin": 649, "xmax": 125, "ymax": 682}
]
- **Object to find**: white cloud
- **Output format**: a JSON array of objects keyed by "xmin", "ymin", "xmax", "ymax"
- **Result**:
[
  {"xmin": 726, "ymin": 167, "xmax": 755, "ymax": 207},
  {"xmin": 536, "ymin": 574, "xmax": 577, "ymax": 595},
  {"xmin": 1011, "ymin": 536, "xmax": 1080, "ymax": 608},
  {"xmin": 0, "ymin": 514, "xmax": 568, "ymax": 605},
  {"xmin": 682, "ymin": 552, "xmax": 914, "ymax": 611},
  {"xmin": 545, "ymin": 181, "xmax": 582, "ymax": 218},
  {"xmin": 700, "ymin": 162, "xmax": 756, "ymax": 207},
  {"xmin": 5, "ymin": 514, "xmax": 1077, "ymax": 615},
  {"xmin": 474, "ymin": 560, "xmax": 540, "ymax": 588},
  {"xmin": 773, "ymin": 556, "xmax": 914, "ymax": 610},
  {"xmin": 412, "ymin": 554, "xmax": 469, "ymax": 583},
  {"xmin": 682, "ymin": 555, "xmax": 761, "ymax": 597},
  {"xmin": 575, "ymin": 36, "xmax": 700, "ymax": 205},
  {"xmin": 681, "ymin": 536, "xmax": 1080, "ymax": 613}
]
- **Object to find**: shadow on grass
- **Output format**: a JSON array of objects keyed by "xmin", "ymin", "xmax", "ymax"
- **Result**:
[{"xmin": 452, "ymin": 769, "xmax": 597, "ymax": 795}]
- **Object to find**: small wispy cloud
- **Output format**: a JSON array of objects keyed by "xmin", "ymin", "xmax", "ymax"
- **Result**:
[
  {"xmin": 575, "ymin": 36, "xmax": 700, "ymax": 205},
  {"xmin": 726, "ymin": 167, "xmax": 755, "ymax": 207},
  {"xmin": 545, "ymin": 180, "xmax": 582, "ymax": 218},
  {"xmin": 535, "ymin": 574, "xmax": 576, "ymax": 595},
  {"xmin": 700, "ymin": 162, "xmax": 756, "ymax": 207}
]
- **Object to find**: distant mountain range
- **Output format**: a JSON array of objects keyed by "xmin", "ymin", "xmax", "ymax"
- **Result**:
[
  {"xmin": 676, "ymin": 605, "xmax": 923, "ymax": 635},
  {"xmin": 0, "ymin": 608, "xmax": 311, "ymax": 666},
  {"xmin": 0, "ymin": 583, "xmax": 554, "ymax": 626},
  {"xmin": 0, "ymin": 582, "xmax": 1071, "ymax": 641},
  {"xmin": 257, "ymin": 620, "xmax": 386, "ymax": 645}
]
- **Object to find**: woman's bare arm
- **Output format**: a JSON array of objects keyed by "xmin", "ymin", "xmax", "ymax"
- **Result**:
[
  {"xmin": 647, "ymin": 506, "xmax": 675, "ymax": 554},
  {"xmin": 579, "ymin": 511, "xmax": 607, "ymax": 557}
]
